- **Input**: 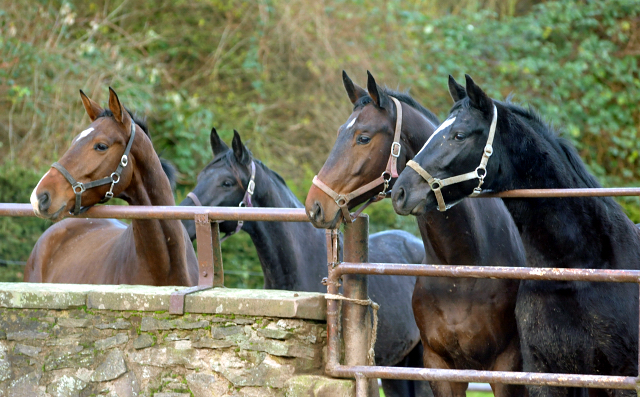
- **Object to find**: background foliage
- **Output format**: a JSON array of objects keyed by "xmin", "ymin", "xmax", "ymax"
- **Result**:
[{"xmin": 1, "ymin": 0, "xmax": 639, "ymax": 286}]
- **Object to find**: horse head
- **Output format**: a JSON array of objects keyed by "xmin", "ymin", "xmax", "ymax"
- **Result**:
[
  {"xmin": 31, "ymin": 88, "xmax": 139, "ymax": 221},
  {"xmin": 305, "ymin": 71, "xmax": 407, "ymax": 229},
  {"xmin": 392, "ymin": 74, "xmax": 500, "ymax": 215},
  {"xmin": 180, "ymin": 128, "xmax": 254, "ymax": 240}
]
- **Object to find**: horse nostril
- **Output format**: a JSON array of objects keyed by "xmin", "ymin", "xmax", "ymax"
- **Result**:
[
  {"xmin": 311, "ymin": 202, "xmax": 323, "ymax": 222},
  {"xmin": 38, "ymin": 192, "xmax": 51, "ymax": 212},
  {"xmin": 393, "ymin": 187, "xmax": 406, "ymax": 207}
]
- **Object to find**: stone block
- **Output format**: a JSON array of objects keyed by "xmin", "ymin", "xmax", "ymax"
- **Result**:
[
  {"xmin": 57, "ymin": 318, "xmax": 90, "ymax": 328},
  {"xmin": 87, "ymin": 285, "xmax": 176, "ymax": 311},
  {"xmin": 6, "ymin": 330, "xmax": 49, "ymax": 341},
  {"xmin": 192, "ymin": 338, "xmax": 234, "ymax": 349},
  {"xmin": 95, "ymin": 319, "xmax": 131, "ymax": 330},
  {"xmin": 185, "ymin": 372, "xmax": 231, "ymax": 397},
  {"xmin": 256, "ymin": 328, "xmax": 293, "ymax": 340},
  {"xmin": 45, "ymin": 346, "xmax": 94, "ymax": 371},
  {"xmin": 14, "ymin": 344, "xmax": 42, "ymax": 358},
  {"xmin": 0, "ymin": 283, "xmax": 93, "ymax": 310},
  {"xmin": 5, "ymin": 370, "xmax": 44, "ymax": 397},
  {"xmin": 212, "ymin": 352, "xmax": 294, "ymax": 388},
  {"xmin": 46, "ymin": 375, "xmax": 87, "ymax": 397},
  {"xmin": 154, "ymin": 393, "xmax": 190, "ymax": 397},
  {"xmin": 211, "ymin": 325, "xmax": 244, "ymax": 339},
  {"xmin": 140, "ymin": 317, "xmax": 209, "ymax": 331},
  {"xmin": 284, "ymin": 375, "xmax": 355, "ymax": 397},
  {"xmin": 91, "ymin": 349, "xmax": 127, "ymax": 382},
  {"xmin": 132, "ymin": 334, "xmax": 154, "ymax": 350},
  {"xmin": 185, "ymin": 289, "xmax": 326, "ymax": 320},
  {"xmin": 94, "ymin": 333, "xmax": 128, "ymax": 350}
]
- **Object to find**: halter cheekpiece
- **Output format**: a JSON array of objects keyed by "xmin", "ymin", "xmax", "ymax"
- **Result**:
[
  {"xmin": 406, "ymin": 104, "xmax": 498, "ymax": 212},
  {"xmin": 312, "ymin": 96, "xmax": 404, "ymax": 223},
  {"xmin": 52, "ymin": 121, "xmax": 136, "ymax": 216}
]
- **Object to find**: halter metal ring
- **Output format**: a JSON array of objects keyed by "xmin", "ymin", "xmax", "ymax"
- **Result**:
[
  {"xmin": 73, "ymin": 182, "xmax": 85, "ymax": 194},
  {"xmin": 430, "ymin": 179, "xmax": 442, "ymax": 191},
  {"xmin": 110, "ymin": 172, "xmax": 121, "ymax": 184},
  {"xmin": 239, "ymin": 201, "xmax": 246, "ymax": 207},
  {"xmin": 335, "ymin": 196, "xmax": 347, "ymax": 207},
  {"xmin": 475, "ymin": 166, "xmax": 487, "ymax": 179},
  {"xmin": 121, "ymin": 155, "xmax": 128, "ymax": 167},
  {"xmin": 390, "ymin": 142, "xmax": 401, "ymax": 158}
]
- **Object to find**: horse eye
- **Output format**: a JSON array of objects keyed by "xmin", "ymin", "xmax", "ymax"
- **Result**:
[
  {"xmin": 222, "ymin": 181, "xmax": 234, "ymax": 188},
  {"xmin": 94, "ymin": 143, "xmax": 109, "ymax": 151},
  {"xmin": 356, "ymin": 135, "xmax": 371, "ymax": 145},
  {"xmin": 453, "ymin": 132, "xmax": 466, "ymax": 141}
]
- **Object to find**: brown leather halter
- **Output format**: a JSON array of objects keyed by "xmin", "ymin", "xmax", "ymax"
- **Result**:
[
  {"xmin": 52, "ymin": 122, "xmax": 136, "ymax": 215},
  {"xmin": 312, "ymin": 96, "xmax": 403, "ymax": 223},
  {"xmin": 187, "ymin": 160, "xmax": 256, "ymax": 242}
]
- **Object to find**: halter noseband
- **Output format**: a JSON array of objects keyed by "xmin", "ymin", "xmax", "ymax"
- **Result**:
[
  {"xmin": 187, "ymin": 160, "xmax": 256, "ymax": 242},
  {"xmin": 406, "ymin": 104, "xmax": 497, "ymax": 212},
  {"xmin": 52, "ymin": 122, "xmax": 137, "ymax": 216},
  {"xmin": 312, "ymin": 96, "xmax": 404, "ymax": 223}
]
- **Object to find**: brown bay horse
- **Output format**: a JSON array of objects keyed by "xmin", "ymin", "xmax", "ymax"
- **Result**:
[
  {"xmin": 26, "ymin": 88, "xmax": 198, "ymax": 285},
  {"xmin": 305, "ymin": 71, "xmax": 528, "ymax": 397}
]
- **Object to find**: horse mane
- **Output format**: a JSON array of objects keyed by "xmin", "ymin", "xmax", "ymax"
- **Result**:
[
  {"xmin": 353, "ymin": 88, "xmax": 440, "ymax": 125},
  {"xmin": 499, "ymin": 100, "xmax": 602, "ymax": 189}
]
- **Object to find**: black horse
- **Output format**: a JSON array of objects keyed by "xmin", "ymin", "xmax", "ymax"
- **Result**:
[
  {"xmin": 392, "ymin": 74, "xmax": 639, "ymax": 397},
  {"xmin": 181, "ymin": 129, "xmax": 428, "ymax": 397}
]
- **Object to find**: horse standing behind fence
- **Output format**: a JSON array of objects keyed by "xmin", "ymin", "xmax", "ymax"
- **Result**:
[
  {"xmin": 305, "ymin": 71, "xmax": 528, "ymax": 397},
  {"xmin": 180, "ymin": 128, "xmax": 428, "ymax": 397},
  {"xmin": 26, "ymin": 88, "xmax": 198, "ymax": 286},
  {"xmin": 392, "ymin": 74, "xmax": 640, "ymax": 397}
]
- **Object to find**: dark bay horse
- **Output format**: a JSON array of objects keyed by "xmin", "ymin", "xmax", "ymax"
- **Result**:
[
  {"xmin": 180, "ymin": 128, "xmax": 428, "ymax": 397},
  {"xmin": 392, "ymin": 74, "xmax": 639, "ymax": 397},
  {"xmin": 305, "ymin": 71, "xmax": 527, "ymax": 397},
  {"xmin": 26, "ymin": 88, "xmax": 198, "ymax": 285}
]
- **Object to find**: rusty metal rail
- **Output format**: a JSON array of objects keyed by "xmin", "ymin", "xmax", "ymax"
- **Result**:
[{"xmin": 4, "ymin": 185, "xmax": 640, "ymax": 395}]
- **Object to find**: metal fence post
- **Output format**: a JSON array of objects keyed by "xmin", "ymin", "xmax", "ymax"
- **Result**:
[{"xmin": 343, "ymin": 214, "xmax": 378, "ymax": 397}]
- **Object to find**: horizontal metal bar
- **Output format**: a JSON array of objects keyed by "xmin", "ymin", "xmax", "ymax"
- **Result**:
[
  {"xmin": 327, "ymin": 365, "xmax": 638, "ymax": 390},
  {"xmin": 336, "ymin": 262, "xmax": 640, "ymax": 283},
  {"xmin": 0, "ymin": 204, "xmax": 309, "ymax": 222},
  {"xmin": 480, "ymin": 187, "xmax": 640, "ymax": 198}
]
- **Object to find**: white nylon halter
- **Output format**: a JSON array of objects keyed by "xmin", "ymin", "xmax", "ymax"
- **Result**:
[{"xmin": 406, "ymin": 104, "xmax": 498, "ymax": 212}]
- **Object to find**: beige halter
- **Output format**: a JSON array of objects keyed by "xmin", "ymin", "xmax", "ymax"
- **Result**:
[{"xmin": 406, "ymin": 104, "xmax": 498, "ymax": 212}]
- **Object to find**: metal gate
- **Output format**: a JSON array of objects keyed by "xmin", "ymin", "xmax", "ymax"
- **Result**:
[{"xmin": 2, "ymin": 186, "xmax": 640, "ymax": 396}]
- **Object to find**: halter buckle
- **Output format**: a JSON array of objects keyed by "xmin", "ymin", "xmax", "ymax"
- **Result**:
[
  {"xmin": 72, "ymin": 182, "xmax": 85, "ymax": 194},
  {"xmin": 390, "ymin": 142, "xmax": 401, "ymax": 158},
  {"xmin": 247, "ymin": 180, "xmax": 255, "ymax": 195},
  {"xmin": 121, "ymin": 155, "xmax": 128, "ymax": 167},
  {"xmin": 484, "ymin": 144, "xmax": 493, "ymax": 157},
  {"xmin": 105, "ymin": 191, "xmax": 114, "ymax": 199}
]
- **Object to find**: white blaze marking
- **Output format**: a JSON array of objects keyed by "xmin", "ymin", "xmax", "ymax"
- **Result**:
[
  {"xmin": 417, "ymin": 116, "xmax": 456, "ymax": 155},
  {"xmin": 30, "ymin": 170, "xmax": 50, "ymax": 214},
  {"xmin": 346, "ymin": 118, "xmax": 356, "ymax": 129},
  {"xmin": 75, "ymin": 127, "xmax": 94, "ymax": 142}
]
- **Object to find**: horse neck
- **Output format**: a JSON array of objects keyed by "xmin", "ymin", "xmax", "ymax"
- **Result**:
[
  {"xmin": 243, "ymin": 163, "xmax": 326, "ymax": 291},
  {"xmin": 491, "ymin": 111, "xmax": 640, "ymax": 268},
  {"xmin": 122, "ymin": 133, "xmax": 194, "ymax": 285}
]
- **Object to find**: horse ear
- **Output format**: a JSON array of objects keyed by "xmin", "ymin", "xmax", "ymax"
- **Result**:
[
  {"xmin": 366, "ymin": 70, "xmax": 389, "ymax": 109},
  {"xmin": 342, "ymin": 70, "xmax": 367, "ymax": 104},
  {"xmin": 448, "ymin": 75, "xmax": 466, "ymax": 103},
  {"xmin": 210, "ymin": 127, "xmax": 229, "ymax": 157},
  {"xmin": 79, "ymin": 90, "xmax": 104, "ymax": 121},
  {"xmin": 231, "ymin": 130, "xmax": 251, "ymax": 166},
  {"xmin": 465, "ymin": 75, "xmax": 493, "ymax": 114},
  {"xmin": 108, "ymin": 87, "xmax": 132, "ymax": 127}
]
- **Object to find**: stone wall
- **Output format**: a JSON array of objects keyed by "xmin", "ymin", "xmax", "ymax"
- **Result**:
[{"xmin": 0, "ymin": 283, "xmax": 354, "ymax": 397}]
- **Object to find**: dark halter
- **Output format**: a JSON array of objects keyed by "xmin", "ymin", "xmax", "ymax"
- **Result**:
[{"xmin": 51, "ymin": 122, "xmax": 136, "ymax": 216}]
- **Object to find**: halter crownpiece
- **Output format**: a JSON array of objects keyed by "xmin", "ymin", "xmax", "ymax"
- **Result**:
[
  {"xmin": 186, "ymin": 160, "xmax": 256, "ymax": 242},
  {"xmin": 312, "ymin": 96, "xmax": 404, "ymax": 223},
  {"xmin": 406, "ymin": 104, "xmax": 498, "ymax": 212},
  {"xmin": 52, "ymin": 121, "xmax": 137, "ymax": 216}
]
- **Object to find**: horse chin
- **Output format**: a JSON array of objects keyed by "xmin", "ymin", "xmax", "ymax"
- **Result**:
[{"xmin": 37, "ymin": 203, "xmax": 68, "ymax": 222}]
